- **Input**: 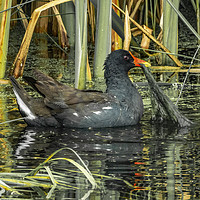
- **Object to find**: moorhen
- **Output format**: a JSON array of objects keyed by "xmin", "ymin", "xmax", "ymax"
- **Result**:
[{"xmin": 10, "ymin": 49, "xmax": 150, "ymax": 128}]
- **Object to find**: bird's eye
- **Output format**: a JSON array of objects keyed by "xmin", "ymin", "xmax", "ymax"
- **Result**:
[{"xmin": 124, "ymin": 56, "xmax": 129, "ymax": 60}]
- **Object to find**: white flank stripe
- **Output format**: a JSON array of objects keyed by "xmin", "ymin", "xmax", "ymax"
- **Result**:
[
  {"xmin": 93, "ymin": 111, "xmax": 102, "ymax": 115},
  {"xmin": 73, "ymin": 112, "xmax": 79, "ymax": 117},
  {"xmin": 13, "ymin": 89, "xmax": 36, "ymax": 120},
  {"xmin": 102, "ymin": 106, "xmax": 112, "ymax": 110}
]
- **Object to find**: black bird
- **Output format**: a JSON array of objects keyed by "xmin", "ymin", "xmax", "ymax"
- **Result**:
[{"xmin": 10, "ymin": 49, "xmax": 150, "ymax": 128}]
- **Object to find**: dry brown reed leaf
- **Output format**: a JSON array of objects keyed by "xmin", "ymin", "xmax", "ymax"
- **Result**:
[
  {"xmin": 141, "ymin": 25, "xmax": 153, "ymax": 49},
  {"xmin": 12, "ymin": 0, "xmax": 72, "ymax": 78},
  {"xmin": 86, "ymin": 55, "xmax": 92, "ymax": 82},
  {"xmin": 131, "ymin": 27, "xmax": 142, "ymax": 37},
  {"xmin": 0, "ymin": 79, "xmax": 10, "ymax": 84}
]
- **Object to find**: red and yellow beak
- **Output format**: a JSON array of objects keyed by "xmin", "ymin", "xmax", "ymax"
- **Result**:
[{"xmin": 129, "ymin": 51, "xmax": 151, "ymax": 67}]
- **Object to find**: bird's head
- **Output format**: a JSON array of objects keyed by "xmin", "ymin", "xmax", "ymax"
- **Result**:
[{"xmin": 104, "ymin": 49, "xmax": 150, "ymax": 78}]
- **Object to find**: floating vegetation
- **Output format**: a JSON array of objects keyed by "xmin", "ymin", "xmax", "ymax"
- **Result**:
[{"xmin": 0, "ymin": 147, "xmax": 97, "ymax": 199}]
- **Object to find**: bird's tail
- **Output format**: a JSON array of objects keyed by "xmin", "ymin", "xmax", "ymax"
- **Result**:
[{"xmin": 10, "ymin": 76, "xmax": 36, "ymax": 120}]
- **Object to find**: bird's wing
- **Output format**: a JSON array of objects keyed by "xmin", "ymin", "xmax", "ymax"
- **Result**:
[{"xmin": 24, "ymin": 70, "xmax": 108, "ymax": 110}]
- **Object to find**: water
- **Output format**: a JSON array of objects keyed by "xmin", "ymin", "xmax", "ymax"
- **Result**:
[
  {"xmin": 1, "ymin": 25, "xmax": 200, "ymax": 199},
  {"xmin": 1, "ymin": 80, "xmax": 200, "ymax": 199}
]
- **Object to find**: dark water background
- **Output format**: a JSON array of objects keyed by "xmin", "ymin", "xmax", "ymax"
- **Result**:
[{"xmin": 1, "ymin": 1, "xmax": 200, "ymax": 198}]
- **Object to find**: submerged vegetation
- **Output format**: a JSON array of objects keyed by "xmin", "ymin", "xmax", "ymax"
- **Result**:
[
  {"xmin": 0, "ymin": 147, "xmax": 97, "ymax": 199},
  {"xmin": 0, "ymin": 147, "xmax": 136, "ymax": 199}
]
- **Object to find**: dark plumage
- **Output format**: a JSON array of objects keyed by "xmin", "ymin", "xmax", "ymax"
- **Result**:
[{"xmin": 10, "ymin": 49, "xmax": 150, "ymax": 128}]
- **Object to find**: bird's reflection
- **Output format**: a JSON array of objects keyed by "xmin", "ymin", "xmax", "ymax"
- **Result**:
[
  {"xmin": 13, "ymin": 125, "xmax": 144, "ymax": 199},
  {"xmin": 15, "ymin": 125, "xmax": 143, "ymax": 162}
]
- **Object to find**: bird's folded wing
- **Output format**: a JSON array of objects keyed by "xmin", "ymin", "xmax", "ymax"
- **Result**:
[{"xmin": 24, "ymin": 70, "xmax": 109, "ymax": 109}]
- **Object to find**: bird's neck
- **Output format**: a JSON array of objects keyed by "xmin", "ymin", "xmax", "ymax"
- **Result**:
[
  {"xmin": 105, "ymin": 73, "xmax": 134, "ymax": 95},
  {"xmin": 104, "ymin": 62, "xmax": 135, "ymax": 97}
]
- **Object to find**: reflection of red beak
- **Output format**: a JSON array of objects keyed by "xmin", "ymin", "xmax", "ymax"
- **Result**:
[{"xmin": 129, "ymin": 51, "xmax": 151, "ymax": 67}]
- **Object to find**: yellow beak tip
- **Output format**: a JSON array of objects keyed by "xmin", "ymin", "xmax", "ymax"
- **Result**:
[{"xmin": 143, "ymin": 62, "xmax": 151, "ymax": 67}]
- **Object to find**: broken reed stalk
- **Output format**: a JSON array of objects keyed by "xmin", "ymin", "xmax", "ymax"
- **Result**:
[
  {"xmin": 51, "ymin": 3, "xmax": 69, "ymax": 48},
  {"xmin": 33, "ymin": 1, "xmax": 49, "ymax": 33},
  {"xmin": 130, "ymin": 0, "xmax": 143, "ymax": 19},
  {"xmin": 17, "ymin": 0, "xmax": 28, "ymax": 29},
  {"xmin": 123, "ymin": 6, "xmax": 131, "ymax": 50},
  {"xmin": 11, "ymin": 0, "xmax": 72, "ymax": 78},
  {"xmin": 127, "ymin": 0, "xmax": 134, "ymax": 14},
  {"xmin": 112, "ymin": 2, "xmax": 183, "ymax": 67},
  {"xmin": 141, "ymin": 25, "xmax": 153, "ymax": 49}
]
